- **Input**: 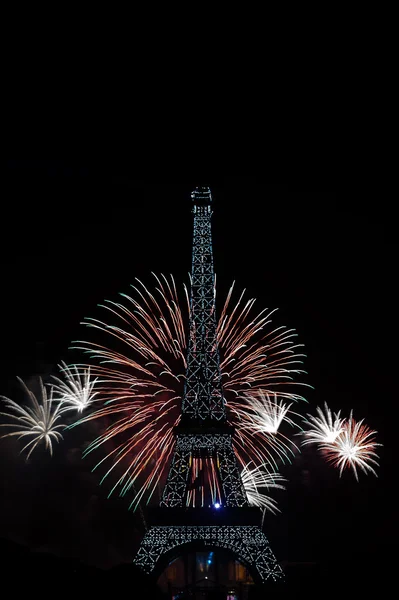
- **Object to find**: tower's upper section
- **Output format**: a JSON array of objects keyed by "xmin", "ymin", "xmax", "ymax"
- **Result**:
[
  {"xmin": 191, "ymin": 186, "xmax": 212, "ymax": 205},
  {"xmin": 180, "ymin": 186, "xmax": 226, "ymax": 424}
]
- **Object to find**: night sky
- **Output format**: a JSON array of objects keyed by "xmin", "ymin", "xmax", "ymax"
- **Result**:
[{"xmin": 0, "ymin": 163, "xmax": 394, "ymax": 577}]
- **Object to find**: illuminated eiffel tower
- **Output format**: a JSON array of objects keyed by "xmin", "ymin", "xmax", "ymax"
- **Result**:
[{"xmin": 133, "ymin": 187, "xmax": 284, "ymax": 585}]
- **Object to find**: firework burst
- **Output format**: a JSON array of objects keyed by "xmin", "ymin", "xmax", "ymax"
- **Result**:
[
  {"xmin": 301, "ymin": 402, "xmax": 345, "ymax": 446},
  {"xmin": 241, "ymin": 463, "xmax": 286, "ymax": 514},
  {"xmin": 0, "ymin": 377, "xmax": 65, "ymax": 459},
  {"xmin": 51, "ymin": 361, "xmax": 98, "ymax": 414},
  {"xmin": 321, "ymin": 411, "xmax": 382, "ymax": 481},
  {"xmin": 68, "ymin": 273, "xmax": 310, "ymax": 509},
  {"xmin": 231, "ymin": 390, "xmax": 302, "ymax": 471}
]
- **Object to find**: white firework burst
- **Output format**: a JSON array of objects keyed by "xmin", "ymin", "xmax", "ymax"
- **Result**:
[
  {"xmin": 51, "ymin": 361, "xmax": 98, "ymax": 414},
  {"xmin": 301, "ymin": 402, "xmax": 345, "ymax": 445},
  {"xmin": 231, "ymin": 390, "xmax": 301, "ymax": 468},
  {"xmin": 241, "ymin": 463, "xmax": 286, "ymax": 514},
  {"xmin": 237, "ymin": 390, "xmax": 300, "ymax": 434},
  {"xmin": 0, "ymin": 377, "xmax": 64, "ymax": 459},
  {"xmin": 322, "ymin": 411, "xmax": 382, "ymax": 481}
]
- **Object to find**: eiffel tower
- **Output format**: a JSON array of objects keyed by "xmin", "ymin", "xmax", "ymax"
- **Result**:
[{"xmin": 133, "ymin": 187, "xmax": 284, "ymax": 586}]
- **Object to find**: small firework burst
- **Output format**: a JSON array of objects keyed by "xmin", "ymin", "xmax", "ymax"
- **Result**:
[
  {"xmin": 51, "ymin": 361, "xmax": 98, "ymax": 414},
  {"xmin": 236, "ymin": 390, "xmax": 300, "ymax": 434},
  {"xmin": 241, "ymin": 463, "xmax": 286, "ymax": 514},
  {"xmin": 301, "ymin": 402, "xmax": 345, "ymax": 445},
  {"xmin": 0, "ymin": 377, "xmax": 64, "ymax": 459},
  {"xmin": 231, "ymin": 390, "xmax": 301, "ymax": 471},
  {"xmin": 322, "ymin": 411, "xmax": 382, "ymax": 481}
]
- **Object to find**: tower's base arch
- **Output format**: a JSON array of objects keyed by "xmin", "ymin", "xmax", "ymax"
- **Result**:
[{"xmin": 133, "ymin": 525, "xmax": 284, "ymax": 585}]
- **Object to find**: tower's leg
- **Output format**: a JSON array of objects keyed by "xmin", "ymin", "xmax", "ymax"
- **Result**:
[
  {"xmin": 160, "ymin": 440, "xmax": 191, "ymax": 507},
  {"xmin": 217, "ymin": 439, "xmax": 249, "ymax": 507}
]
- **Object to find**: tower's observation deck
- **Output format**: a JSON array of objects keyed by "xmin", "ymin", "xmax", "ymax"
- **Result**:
[{"xmin": 191, "ymin": 186, "xmax": 212, "ymax": 205}]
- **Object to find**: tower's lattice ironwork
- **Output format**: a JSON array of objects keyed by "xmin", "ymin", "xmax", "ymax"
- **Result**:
[{"xmin": 133, "ymin": 187, "xmax": 284, "ymax": 585}]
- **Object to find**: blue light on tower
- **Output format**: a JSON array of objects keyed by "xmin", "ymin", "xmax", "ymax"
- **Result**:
[{"xmin": 214, "ymin": 502, "xmax": 221, "ymax": 509}]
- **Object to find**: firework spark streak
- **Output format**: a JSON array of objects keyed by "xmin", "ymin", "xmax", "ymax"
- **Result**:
[
  {"xmin": 68, "ymin": 274, "xmax": 310, "ymax": 509},
  {"xmin": 321, "ymin": 411, "xmax": 382, "ymax": 481},
  {"xmin": 51, "ymin": 361, "xmax": 98, "ymax": 414},
  {"xmin": 241, "ymin": 463, "xmax": 286, "ymax": 513},
  {"xmin": 0, "ymin": 378, "xmax": 64, "ymax": 458},
  {"xmin": 301, "ymin": 402, "xmax": 345, "ymax": 445}
]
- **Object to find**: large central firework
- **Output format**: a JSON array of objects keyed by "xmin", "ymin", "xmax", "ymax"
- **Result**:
[{"xmin": 69, "ymin": 273, "xmax": 309, "ymax": 510}]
